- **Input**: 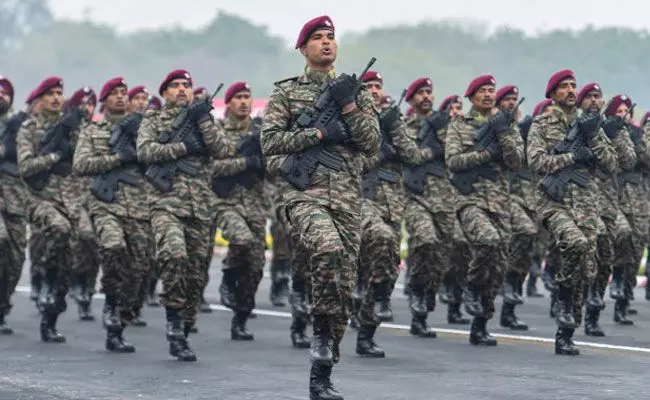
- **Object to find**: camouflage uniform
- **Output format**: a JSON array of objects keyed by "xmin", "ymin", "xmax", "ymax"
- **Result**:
[
  {"xmin": 260, "ymin": 69, "xmax": 380, "ymax": 363},
  {"xmin": 445, "ymin": 107, "xmax": 524, "ymax": 341},
  {"xmin": 212, "ymin": 114, "xmax": 267, "ymax": 338},
  {"xmin": 73, "ymin": 111, "xmax": 153, "ymax": 348},
  {"xmin": 267, "ymin": 180, "xmax": 292, "ymax": 306},
  {"xmin": 0, "ymin": 110, "xmax": 28, "ymax": 332},
  {"xmin": 527, "ymin": 106, "xmax": 617, "ymax": 349}
]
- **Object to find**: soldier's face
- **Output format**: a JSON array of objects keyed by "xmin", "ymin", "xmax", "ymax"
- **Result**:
[
  {"xmin": 551, "ymin": 79, "xmax": 577, "ymax": 108},
  {"xmin": 85, "ymin": 103, "xmax": 96, "ymax": 119},
  {"xmin": 227, "ymin": 91, "xmax": 252, "ymax": 119},
  {"xmin": 301, "ymin": 29, "xmax": 337, "ymax": 68},
  {"xmin": 449, "ymin": 102, "xmax": 463, "ymax": 118},
  {"xmin": 40, "ymin": 87, "xmax": 64, "ymax": 113},
  {"xmin": 580, "ymin": 90, "xmax": 603, "ymax": 114},
  {"xmin": 411, "ymin": 87, "xmax": 433, "ymax": 114},
  {"xmin": 364, "ymin": 80, "xmax": 383, "ymax": 106},
  {"xmin": 0, "ymin": 88, "xmax": 11, "ymax": 109},
  {"xmin": 105, "ymin": 86, "xmax": 128, "ymax": 114},
  {"xmin": 470, "ymin": 85, "xmax": 495, "ymax": 112},
  {"xmin": 616, "ymin": 103, "xmax": 631, "ymax": 121},
  {"xmin": 129, "ymin": 92, "xmax": 149, "ymax": 114},
  {"xmin": 499, "ymin": 94, "xmax": 518, "ymax": 112},
  {"xmin": 30, "ymin": 100, "xmax": 41, "ymax": 115},
  {"xmin": 164, "ymin": 79, "xmax": 193, "ymax": 107}
]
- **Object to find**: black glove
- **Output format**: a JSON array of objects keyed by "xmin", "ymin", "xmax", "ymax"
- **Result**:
[
  {"xmin": 572, "ymin": 146, "xmax": 594, "ymax": 164},
  {"xmin": 117, "ymin": 145, "xmax": 137, "ymax": 163},
  {"xmin": 518, "ymin": 115, "xmax": 533, "ymax": 142},
  {"xmin": 380, "ymin": 141, "xmax": 398, "ymax": 163},
  {"xmin": 578, "ymin": 113, "xmax": 601, "ymax": 141},
  {"xmin": 629, "ymin": 125, "xmax": 642, "ymax": 145},
  {"xmin": 329, "ymin": 74, "xmax": 357, "ymax": 107},
  {"xmin": 425, "ymin": 111, "xmax": 451, "ymax": 131},
  {"xmin": 320, "ymin": 120, "xmax": 350, "ymax": 144},
  {"xmin": 188, "ymin": 98, "xmax": 213, "ymax": 123},
  {"xmin": 486, "ymin": 141, "xmax": 502, "ymax": 161},
  {"xmin": 489, "ymin": 110, "xmax": 514, "ymax": 134},
  {"xmin": 379, "ymin": 106, "xmax": 401, "ymax": 131},
  {"xmin": 602, "ymin": 116, "xmax": 624, "ymax": 139},
  {"xmin": 57, "ymin": 140, "xmax": 72, "ymax": 161},
  {"xmin": 183, "ymin": 131, "xmax": 206, "ymax": 154},
  {"xmin": 245, "ymin": 155, "xmax": 264, "ymax": 171}
]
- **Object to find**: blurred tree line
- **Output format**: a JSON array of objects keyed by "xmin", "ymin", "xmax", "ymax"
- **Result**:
[{"xmin": 3, "ymin": 0, "xmax": 650, "ymax": 115}]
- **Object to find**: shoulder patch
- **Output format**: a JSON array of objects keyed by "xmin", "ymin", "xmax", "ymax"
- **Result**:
[{"xmin": 273, "ymin": 76, "xmax": 299, "ymax": 88}]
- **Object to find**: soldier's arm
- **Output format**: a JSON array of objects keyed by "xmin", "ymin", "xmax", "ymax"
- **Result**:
[
  {"xmin": 612, "ymin": 128, "xmax": 637, "ymax": 171},
  {"xmin": 17, "ymin": 121, "xmax": 59, "ymax": 177},
  {"xmin": 497, "ymin": 124, "xmax": 524, "ymax": 171},
  {"xmin": 636, "ymin": 122, "xmax": 650, "ymax": 167},
  {"xmin": 212, "ymin": 155, "xmax": 248, "ymax": 178},
  {"xmin": 390, "ymin": 120, "xmax": 433, "ymax": 165},
  {"xmin": 198, "ymin": 117, "xmax": 236, "ymax": 159},
  {"xmin": 361, "ymin": 153, "xmax": 381, "ymax": 171},
  {"xmin": 260, "ymin": 86, "xmax": 321, "ymax": 156},
  {"xmin": 136, "ymin": 112, "xmax": 187, "ymax": 165},
  {"xmin": 445, "ymin": 120, "xmax": 491, "ymax": 172},
  {"xmin": 526, "ymin": 117, "xmax": 574, "ymax": 174},
  {"xmin": 590, "ymin": 129, "xmax": 618, "ymax": 174},
  {"xmin": 73, "ymin": 124, "xmax": 121, "ymax": 176},
  {"xmin": 342, "ymin": 89, "xmax": 380, "ymax": 157},
  {"xmin": 264, "ymin": 155, "xmax": 285, "ymax": 178}
]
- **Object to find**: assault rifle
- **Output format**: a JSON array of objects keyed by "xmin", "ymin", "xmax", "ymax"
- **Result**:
[
  {"xmin": 90, "ymin": 113, "xmax": 142, "ymax": 203},
  {"xmin": 145, "ymin": 83, "xmax": 223, "ymax": 192},
  {"xmin": 0, "ymin": 111, "xmax": 28, "ymax": 176},
  {"xmin": 279, "ymin": 57, "xmax": 377, "ymax": 191}
]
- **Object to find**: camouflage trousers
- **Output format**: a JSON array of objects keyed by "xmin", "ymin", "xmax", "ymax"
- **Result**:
[
  {"xmin": 444, "ymin": 220, "xmax": 471, "ymax": 305},
  {"xmin": 152, "ymin": 211, "xmax": 209, "ymax": 325},
  {"xmin": 70, "ymin": 207, "xmax": 100, "ymax": 296},
  {"xmin": 458, "ymin": 205, "xmax": 510, "ymax": 319},
  {"xmin": 271, "ymin": 213, "xmax": 292, "ymax": 263},
  {"xmin": 404, "ymin": 200, "xmax": 455, "ymax": 308},
  {"xmin": 29, "ymin": 200, "xmax": 74, "ymax": 315},
  {"xmin": 357, "ymin": 200, "xmax": 401, "ymax": 327},
  {"xmin": 218, "ymin": 207, "xmax": 266, "ymax": 314},
  {"xmin": 136, "ymin": 224, "xmax": 159, "ymax": 312},
  {"xmin": 199, "ymin": 215, "xmax": 219, "ymax": 296},
  {"xmin": 616, "ymin": 208, "xmax": 648, "ymax": 301},
  {"xmin": 0, "ymin": 212, "xmax": 26, "ymax": 315},
  {"xmin": 287, "ymin": 202, "xmax": 359, "ymax": 352},
  {"xmin": 507, "ymin": 202, "xmax": 538, "ymax": 276}
]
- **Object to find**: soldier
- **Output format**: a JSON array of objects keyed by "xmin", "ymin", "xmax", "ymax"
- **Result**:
[
  {"xmin": 211, "ymin": 81, "xmax": 266, "ymax": 340},
  {"xmin": 495, "ymin": 85, "xmax": 537, "ymax": 331},
  {"xmin": 0, "ymin": 76, "xmax": 28, "ymax": 334},
  {"xmin": 527, "ymin": 69, "xmax": 617, "ymax": 355},
  {"xmin": 17, "ymin": 77, "xmax": 81, "ymax": 343},
  {"xmin": 148, "ymin": 95, "xmax": 162, "ymax": 111},
  {"xmin": 128, "ymin": 85, "xmax": 150, "ymax": 115},
  {"xmin": 137, "ymin": 69, "xmax": 232, "ymax": 362},
  {"xmin": 66, "ymin": 86, "xmax": 101, "ymax": 322},
  {"xmin": 446, "ymin": 75, "xmax": 524, "ymax": 346},
  {"xmin": 73, "ymin": 77, "xmax": 151, "ymax": 352},
  {"xmin": 356, "ymin": 71, "xmax": 434, "ymax": 356},
  {"xmin": 268, "ymin": 181, "xmax": 292, "ymax": 307},
  {"xmin": 260, "ymin": 15, "xmax": 379, "ymax": 400}
]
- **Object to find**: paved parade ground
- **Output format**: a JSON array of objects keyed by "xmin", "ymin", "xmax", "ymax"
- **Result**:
[{"xmin": 1, "ymin": 256, "xmax": 649, "ymax": 400}]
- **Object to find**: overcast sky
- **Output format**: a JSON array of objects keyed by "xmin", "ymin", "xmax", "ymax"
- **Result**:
[{"xmin": 48, "ymin": 0, "xmax": 650, "ymax": 43}]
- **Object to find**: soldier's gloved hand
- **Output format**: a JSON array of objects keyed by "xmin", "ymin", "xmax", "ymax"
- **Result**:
[
  {"xmin": 426, "ymin": 111, "xmax": 451, "ymax": 131},
  {"xmin": 189, "ymin": 98, "xmax": 213, "ymax": 123},
  {"xmin": 629, "ymin": 125, "xmax": 642, "ymax": 145},
  {"xmin": 380, "ymin": 141, "xmax": 398, "ymax": 162},
  {"xmin": 602, "ymin": 116, "xmax": 624, "ymax": 139},
  {"xmin": 379, "ymin": 106, "xmax": 401, "ymax": 131},
  {"xmin": 572, "ymin": 146, "xmax": 594, "ymax": 164},
  {"xmin": 578, "ymin": 113, "xmax": 601, "ymax": 140},
  {"xmin": 117, "ymin": 145, "xmax": 137, "ymax": 163},
  {"xmin": 320, "ymin": 120, "xmax": 350, "ymax": 144},
  {"xmin": 245, "ymin": 155, "xmax": 264, "ymax": 171},
  {"xmin": 329, "ymin": 74, "xmax": 357, "ymax": 107},
  {"xmin": 182, "ymin": 132, "xmax": 206, "ymax": 155},
  {"xmin": 486, "ymin": 141, "xmax": 502, "ymax": 161},
  {"xmin": 489, "ymin": 110, "xmax": 513, "ymax": 134}
]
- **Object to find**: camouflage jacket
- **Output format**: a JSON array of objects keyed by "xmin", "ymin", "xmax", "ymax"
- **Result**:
[
  {"xmin": 619, "ymin": 122, "xmax": 650, "ymax": 216},
  {"xmin": 0, "ymin": 110, "xmax": 27, "ymax": 217},
  {"xmin": 527, "ymin": 106, "xmax": 617, "ymax": 221},
  {"xmin": 17, "ymin": 111, "xmax": 80, "ymax": 215},
  {"xmin": 445, "ymin": 107, "xmax": 524, "ymax": 215},
  {"xmin": 260, "ymin": 68, "xmax": 380, "ymax": 212},
  {"xmin": 137, "ymin": 105, "xmax": 233, "ymax": 222},
  {"xmin": 73, "ymin": 112, "xmax": 151, "ymax": 220},
  {"xmin": 211, "ymin": 114, "xmax": 266, "ymax": 213}
]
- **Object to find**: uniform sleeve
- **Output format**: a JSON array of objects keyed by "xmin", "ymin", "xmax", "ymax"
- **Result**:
[
  {"xmin": 73, "ymin": 125, "xmax": 121, "ymax": 176},
  {"xmin": 136, "ymin": 113, "xmax": 187, "ymax": 165},
  {"xmin": 636, "ymin": 123, "xmax": 650, "ymax": 167},
  {"xmin": 260, "ymin": 86, "xmax": 322, "ymax": 156},
  {"xmin": 264, "ymin": 155, "xmax": 286, "ymax": 178},
  {"xmin": 341, "ymin": 89, "xmax": 380, "ymax": 157},
  {"xmin": 212, "ymin": 157, "xmax": 248, "ymax": 178},
  {"xmin": 361, "ymin": 153, "xmax": 382, "ymax": 171},
  {"xmin": 612, "ymin": 128, "xmax": 637, "ymax": 171},
  {"xmin": 197, "ymin": 117, "xmax": 235, "ymax": 159},
  {"xmin": 498, "ymin": 124, "xmax": 524, "ymax": 171},
  {"xmin": 590, "ymin": 129, "xmax": 618, "ymax": 174},
  {"xmin": 445, "ymin": 120, "xmax": 492, "ymax": 172},
  {"xmin": 526, "ymin": 118, "xmax": 574, "ymax": 174},
  {"xmin": 17, "ymin": 122, "xmax": 58, "ymax": 178},
  {"xmin": 390, "ymin": 120, "xmax": 433, "ymax": 165}
]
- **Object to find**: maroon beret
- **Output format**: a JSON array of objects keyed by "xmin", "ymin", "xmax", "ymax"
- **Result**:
[
  {"xmin": 225, "ymin": 81, "xmax": 251, "ymax": 103},
  {"xmin": 0, "ymin": 76, "xmax": 14, "ymax": 105},
  {"xmin": 295, "ymin": 15, "xmax": 334, "ymax": 49},
  {"xmin": 576, "ymin": 82, "xmax": 602, "ymax": 107},
  {"xmin": 128, "ymin": 85, "xmax": 148, "ymax": 100},
  {"xmin": 405, "ymin": 77, "xmax": 433, "ymax": 102},
  {"xmin": 545, "ymin": 69, "xmax": 576, "ymax": 99},
  {"xmin": 532, "ymin": 99, "xmax": 553, "ymax": 117},
  {"xmin": 68, "ymin": 86, "xmax": 97, "ymax": 108},
  {"xmin": 33, "ymin": 76, "xmax": 63, "ymax": 99},
  {"xmin": 193, "ymin": 86, "xmax": 208, "ymax": 96},
  {"xmin": 148, "ymin": 95, "xmax": 162, "ymax": 110},
  {"xmin": 495, "ymin": 85, "xmax": 518, "ymax": 104},
  {"xmin": 604, "ymin": 94, "xmax": 633, "ymax": 117},
  {"xmin": 439, "ymin": 95, "xmax": 461, "ymax": 112},
  {"xmin": 25, "ymin": 88, "xmax": 37, "ymax": 105},
  {"xmin": 159, "ymin": 69, "xmax": 192, "ymax": 96},
  {"xmin": 464, "ymin": 74, "xmax": 496, "ymax": 98},
  {"xmin": 99, "ymin": 77, "xmax": 127, "ymax": 102},
  {"xmin": 362, "ymin": 70, "xmax": 382, "ymax": 84}
]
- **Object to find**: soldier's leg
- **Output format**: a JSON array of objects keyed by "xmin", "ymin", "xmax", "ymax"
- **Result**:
[
  {"xmin": 445, "ymin": 219, "xmax": 471, "ymax": 325},
  {"xmin": 270, "ymin": 216, "xmax": 292, "ymax": 306},
  {"xmin": 458, "ymin": 205, "xmax": 507, "ymax": 346},
  {"xmin": 613, "ymin": 211, "xmax": 640, "ymax": 323},
  {"xmin": 120, "ymin": 219, "xmax": 152, "ymax": 333},
  {"xmin": 71, "ymin": 208, "xmax": 99, "ymax": 322},
  {"xmin": 197, "ymin": 215, "xmax": 217, "ymax": 315},
  {"xmin": 0, "ymin": 213, "xmax": 26, "ymax": 334},
  {"xmin": 216, "ymin": 209, "xmax": 245, "ymax": 310},
  {"xmin": 289, "ymin": 234, "xmax": 311, "ymax": 349},
  {"xmin": 585, "ymin": 218, "xmax": 611, "ymax": 336}
]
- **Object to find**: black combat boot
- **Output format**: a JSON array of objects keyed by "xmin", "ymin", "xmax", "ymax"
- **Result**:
[
  {"xmin": 40, "ymin": 310, "xmax": 66, "ymax": 343},
  {"xmin": 526, "ymin": 273, "xmax": 543, "ymax": 298},
  {"xmin": 269, "ymin": 260, "xmax": 290, "ymax": 307},
  {"xmin": 502, "ymin": 271, "xmax": 524, "ymax": 305},
  {"xmin": 231, "ymin": 311, "xmax": 254, "ymax": 340},
  {"xmin": 198, "ymin": 293, "xmax": 212, "ymax": 314},
  {"xmin": 447, "ymin": 303, "xmax": 470, "ymax": 324},
  {"xmin": 219, "ymin": 268, "xmax": 238, "ymax": 310},
  {"xmin": 146, "ymin": 277, "xmax": 159, "ymax": 307},
  {"xmin": 290, "ymin": 279, "xmax": 310, "ymax": 319},
  {"xmin": 0, "ymin": 313, "xmax": 13, "ymax": 335},
  {"xmin": 614, "ymin": 298, "xmax": 634, "ymax": 325},
  {"xmin": 408, "ymin": 283, "xmax": 428, "ymax": 317},
  {"xmin": 409, "ymin": 313, "xmax": 437, "ymax": 338},
  {"xmin": 309, "ymin": 363, "xmax": 343, "ymax": 400},
  {"xmin": 349, "ymin": 295, "xmax": 361, "ymax": 330},
  {"xmin": 610, "ymin": 267, "xmax": 625, "ymax": 299},
  {"xmin": 541, "ymin": 263, "xmax": 557, "ymax": 293},
  {"xmin": 372, "ymin": 282, "xmax": 393, "ymax": 322},
  {"xmin": 166, "ymin": 308, "xmax": 197, "ymax": 362},
  {"xmin": 290, "ymin": 314, "xmax": 311, "ymax": 348},
  {"xmin": 555, "ymin": 327, "xmax": 579, "ymax": 356},
  {"xmin": 463, "ymin": 283, "xmax": 484, "ymax": 317},
  {"xmin": 439, "ymin": 273, "xmax": 453, "ymax": 304},
  {"xmin": 499, "ymin": 302, "xmax": 528, "ymax": 330},
  {"xmin": 549, "ymin": 291, "xmax": 557, "ymax": 318},
  {"xmin": 469, "ymin": 316, "xmax": 497, "ymax": 346},
  {"xmin": 356, "ymin": 324, "xmax": 385, "ymax": 358},
  {"xmin": 30, "ymin": 273, "xmax": 42, "ymax": 303},
  {"xmin": 106, "ymin": 323, "xmax": 136, "ymax": 353},
  {"xmin": 584, "ymin": 306, "xmax": 605, "ymax": 337},
  {"xmin": 131, "ymin": 306, "xmax": 147, "ymax": 327},
  {"xmin": 103, "ymin": 294, "xmax": 134, "ymax": 352},
  {"xmin": 585, "ymin": 281, "xmax": 604, "ymax": 310},
  {"xmin": 310, "ymin": 315, "xmax": 333, "ymax": 365},
  {"xmin": 77, "ymin": 279, "xmax": 94, "ymax": 321},
  {"xmin": 554, "ymin": 284, "xmax": 577, "ymax": 328}
]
